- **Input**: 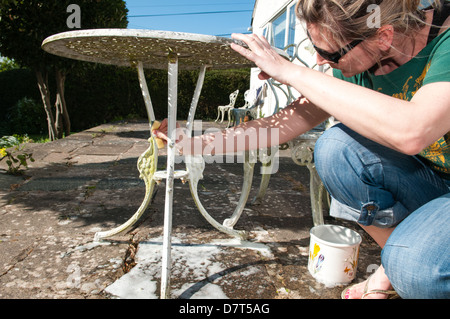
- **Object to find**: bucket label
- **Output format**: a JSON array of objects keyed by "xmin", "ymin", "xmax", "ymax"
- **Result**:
[
  {"xmin": 308, "ymin": 243, "xmax": 360, "ymax": 284},
  {"xmin": 309, "ymin": 243, "xmax": 324, "ymax": 274},
  {"xmin": 343, "ymin": 247, "xmax": 359, "ymax": 278}
]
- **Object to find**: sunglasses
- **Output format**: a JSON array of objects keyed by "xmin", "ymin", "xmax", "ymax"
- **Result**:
[{"xmin": 307, "ymin": 31, "xmax": 363, "ymax": 64}]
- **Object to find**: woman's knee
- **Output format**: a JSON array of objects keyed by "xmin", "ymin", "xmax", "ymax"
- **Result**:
[
  {"xmin": 314, "ymin": 124, "xmax": 360, "ymax": 190},
  {"xmin": 314, "ymin": 124, "xmax": 384, "ymax": 204},
  {"xmin": 314, "ymin": 124, "xmax": 411, "ymax": 227},
  {"xmin": 381, "ymin": 194, "xmax": 450, "ymax": 298}
]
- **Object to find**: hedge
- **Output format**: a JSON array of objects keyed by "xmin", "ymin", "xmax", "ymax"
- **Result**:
[{"xmin": 0, "ymin": 65, "xmax": 250, "ymax": 136}]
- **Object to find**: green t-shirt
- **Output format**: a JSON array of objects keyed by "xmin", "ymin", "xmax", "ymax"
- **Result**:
[{"xmin": 333, "ymin": 28, "xmax": 450, "ymax": 178}]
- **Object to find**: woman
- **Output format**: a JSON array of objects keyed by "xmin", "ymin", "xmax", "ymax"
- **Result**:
[{"xmin": 154, "ymin": 0, "xmax": 450, "ymax": 298}]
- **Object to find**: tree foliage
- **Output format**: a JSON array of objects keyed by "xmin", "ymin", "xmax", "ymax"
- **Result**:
[
  {"xmin": 0, "ymin": 0, "xmax": 128, "ymax": 140},
  {"xmin": 0, "ymin": 56, "xmax": 20, "ymax": 72}
]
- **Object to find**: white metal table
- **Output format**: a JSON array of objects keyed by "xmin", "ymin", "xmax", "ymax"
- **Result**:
[{"xmin": 42, "ymin": 29, "xmax": 279, "ymax": 298}]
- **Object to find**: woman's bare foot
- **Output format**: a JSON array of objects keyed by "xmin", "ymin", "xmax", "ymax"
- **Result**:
[{"xmin": 342, "ymin": 265, "xmax": 395, "ymax": 299}]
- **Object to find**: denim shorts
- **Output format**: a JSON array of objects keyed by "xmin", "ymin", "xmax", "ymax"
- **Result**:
[
  {"xmin": 381, "ymin": 192, "xmax": 450, "ymax": 298},
  {"xmin": 314, "ymin": 123, "xmax": 450, "ymax": 228}
]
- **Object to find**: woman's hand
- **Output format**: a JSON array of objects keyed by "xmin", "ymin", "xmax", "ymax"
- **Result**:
[
  {"xmin": 151, "ymin": 118, "xmax": 169, "ymax": 143},
  {"xmin": 231, "ymin": 33, "xmax": 293, "ymax": 85},
  {"xmin": 152, "ymin": 119, "xmax": 188, "ymax": 153}
]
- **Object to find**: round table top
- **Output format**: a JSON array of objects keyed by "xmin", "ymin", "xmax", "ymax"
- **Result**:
[{"xmin": 42, "ymin": 29, "xmax": 278, "ymax": 70}]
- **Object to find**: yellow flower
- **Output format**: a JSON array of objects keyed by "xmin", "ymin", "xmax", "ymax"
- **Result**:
[
  {"xmin": 0, "ymin": 148, "xmax": 7, "ymax": 158},
  {"xmin": 310, "ymin": 243, "xmax": 320, "ymax": 260}
]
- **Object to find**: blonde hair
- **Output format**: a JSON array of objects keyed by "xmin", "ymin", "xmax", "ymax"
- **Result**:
[{"xmin": 295, "ymin": 0, "xmax": 442, "ymax": 47}]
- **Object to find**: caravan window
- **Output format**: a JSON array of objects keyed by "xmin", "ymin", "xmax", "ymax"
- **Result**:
[{"xmin": 264, "ymin": 2, "xmax": 297, "ymax": 56}]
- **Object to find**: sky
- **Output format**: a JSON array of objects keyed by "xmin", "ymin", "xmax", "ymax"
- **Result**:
[
  {"xmin": 124, "ymin": 0, "xmax": 255, "ymax": 37},
  {"xmin": 124, "ymin": 0, "xmax": 435, "ymax": 37}
]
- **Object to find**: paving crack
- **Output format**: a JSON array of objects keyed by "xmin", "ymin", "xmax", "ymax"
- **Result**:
[
  {"xmin": 0, "ymin": 239, "xmax": 40, "ymax": 278},
  {"xmin": 122, "ymin": 235, "xmax": 139, "ymax": 274}
]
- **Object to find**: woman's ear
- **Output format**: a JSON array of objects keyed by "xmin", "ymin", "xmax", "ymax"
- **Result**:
[{"xmin": 376, "ymin": 25, "xmax": 394, "ymax": 51}]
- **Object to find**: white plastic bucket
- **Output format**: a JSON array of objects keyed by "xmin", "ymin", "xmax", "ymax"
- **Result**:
[{"xmin": 308, "ymin": 224, "xmax": 362, "ymax": 287}]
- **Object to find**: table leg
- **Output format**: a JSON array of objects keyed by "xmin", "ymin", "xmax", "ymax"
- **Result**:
[
  {"xmin": 137, "ymin": 61, "xmax": 156, "ymax": 124},
  {"xmin": 222, "ymin": 151, "xmax": 255, "ymax": 228},
  {"xmin": 223, "ymin": 146, "xmax": 278, "ymax": 227},
  {"xmin": 94, "ymin": 137, "xmax": 158, "ymax": 241},
  {"xmin": 186, "ymin": 155, "xmax": 248, "ymax": 239},
  {"xmin": 186, "ymin": 65, "xmax": 207, "ymax": 136},
  {"xmin": 160, "ymin": 55, "xmax": 178, "ymax": 299},
  {"xmin": 94, "ymin": 62, "xmax": 160, "ymax": 241},
  {"xmin": 184, "ymin": 65, "xmax": 248, "ymax": 239}
]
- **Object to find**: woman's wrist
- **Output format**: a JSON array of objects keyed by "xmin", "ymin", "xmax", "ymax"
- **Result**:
[{"xmin": 284, "ymin": 64, "xmax": 306, "ymax": 90}]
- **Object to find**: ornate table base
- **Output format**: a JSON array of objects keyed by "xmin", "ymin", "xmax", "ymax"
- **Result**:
[{"xmin": 93, "ymin": 58, "xmax": 249, "ymax": 299}]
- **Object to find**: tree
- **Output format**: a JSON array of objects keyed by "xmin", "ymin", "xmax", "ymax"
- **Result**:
[
  {"xmin": 0, "ymin": 0, "xmax": 128, "ymax": 140},
  {"xmin": 0, "ymin": 56, "xmax": 20, "ymax": 72}
]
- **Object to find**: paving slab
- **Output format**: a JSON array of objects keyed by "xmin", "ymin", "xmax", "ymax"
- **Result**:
[{"xmin": 0, "ymin": 120, "xmax": 381, "ymax": 300}]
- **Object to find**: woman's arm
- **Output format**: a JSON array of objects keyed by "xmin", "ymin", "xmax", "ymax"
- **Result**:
[
  {"xmin": 286, "ymin": 66, "xmax": 450, "ymax": 155},
  {"xmin": 155, "ymin": 97, "xmax": 330, "ymax": 155},
  {"xmin": 231, "ymin": 33, "xmax": 450, "ymax": 155}
]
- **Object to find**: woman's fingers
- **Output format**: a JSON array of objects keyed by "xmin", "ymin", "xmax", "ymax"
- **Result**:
[
  {"xmin": 230, "ymin": 42, "xmax": 255, "ymax": 63},
  {"xmin": 152, "ymin": 119, "xmax": 184, "ymax": 145},
  {"xmin": 258, "ymin": 71, "xmax": 271, "ymax": 80},
  {"xmin": 231, "ymin": 34, "xmax": 273, "ymax": 81},
  {"xmin": 152, "ymin": 129, "xmax": 168, "ymax": 141},
  {"xmin": 231, "ymin": 33, "xmax": 291, "ymax": 84},
  {"xmin": 158, "ymin": 118, "xmax": 168, "ymax": 133},
  {"xmin": 231, "ymin": 33, "xmax": 265, "ymax": 59}
]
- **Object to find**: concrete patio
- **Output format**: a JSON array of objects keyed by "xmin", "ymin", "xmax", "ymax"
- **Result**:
[{"xmin": 0, "ymin": 120, "xmax": 382, "ymax": 300}]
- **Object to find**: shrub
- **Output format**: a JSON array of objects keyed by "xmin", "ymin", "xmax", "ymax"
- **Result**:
[
  {"xmin": 0, "ymin": 135, "xmax": 34, "ymax": 175},
  {"xmin": 6, "ymin": 97, "xmax": 47, "ymax": 135}
]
